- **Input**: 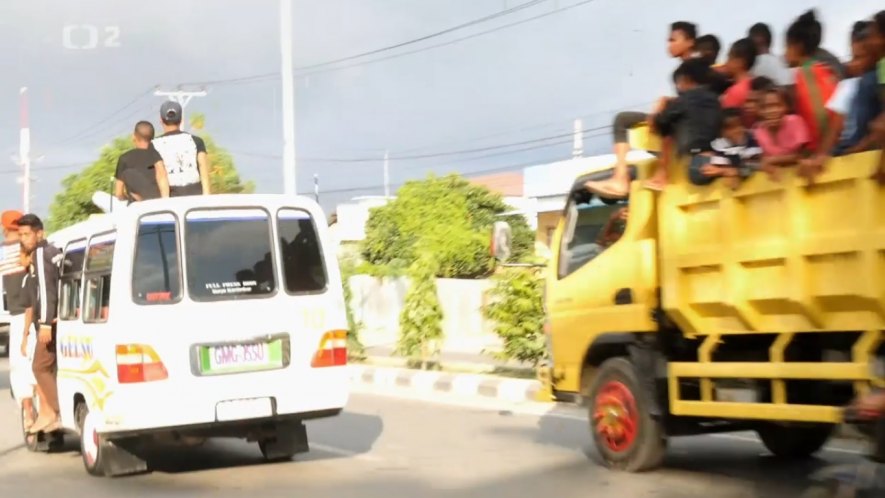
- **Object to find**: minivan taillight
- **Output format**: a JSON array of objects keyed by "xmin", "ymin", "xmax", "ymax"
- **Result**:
[
  {"xmin": 116, "ymin": 344, "xmax": 168, "ymax": 383},
  {"xmin": 311, "ymin": 330, "xmax": 347, "ymax": 368}
]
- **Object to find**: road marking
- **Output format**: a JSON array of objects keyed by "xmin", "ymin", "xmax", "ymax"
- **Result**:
[
  {"xmin": 352, "ymin": 386, "xmax": 867, "ymax": 457},
  {"xmin": 310, "ymin": 443, "xmax": 381, "ymax": 462}
]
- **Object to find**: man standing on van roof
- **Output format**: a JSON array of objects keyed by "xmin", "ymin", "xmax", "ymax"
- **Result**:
[
  {"xmin": 115, "ymin": 121, "xmax": 170, "ymax": 203},
  {"xmin": 150, "ymin": 101, "xmax": 211, "ymax": 197},
  {"xmin": 18, "ymin": 214, "xmax": 63, "ymax": 434}
]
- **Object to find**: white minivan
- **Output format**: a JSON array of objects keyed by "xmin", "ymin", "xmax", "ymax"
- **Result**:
[{"xmin": 28, "ymin": 194, "xmax": 350, "ymax": 476}]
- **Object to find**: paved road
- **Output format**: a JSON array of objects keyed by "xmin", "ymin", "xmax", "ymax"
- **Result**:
[{"xmin": 0, "ymin": 358, "xmax": 866, "ymax": 497}]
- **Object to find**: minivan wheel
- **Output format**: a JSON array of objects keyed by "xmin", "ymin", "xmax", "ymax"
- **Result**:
[
  {"xmin": 77, "ymin": 403, "xmax": 108, "ymax": 477},
  {"xmin": 588, "ymin": 357, "xmax": 667, "ymax": 472}
]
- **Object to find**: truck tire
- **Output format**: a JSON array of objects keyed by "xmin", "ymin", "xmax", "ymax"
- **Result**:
[
  {"xmin": 757, "ymin": 423, "xmax": 833, "ymax": 459},
  {"xmin": 587, "ymin": 357, "xmax": 667, "ymax": 472}
]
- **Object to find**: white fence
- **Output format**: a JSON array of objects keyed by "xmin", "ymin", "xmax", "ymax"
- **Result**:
[{"xmin": 348, "ymin": 275, "xmax": 501, "ymax": 353}]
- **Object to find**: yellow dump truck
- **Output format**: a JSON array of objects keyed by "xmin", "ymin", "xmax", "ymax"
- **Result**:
[{"xmin": 541, "ymin": 128, "xmax": 884, "ymax": 472}]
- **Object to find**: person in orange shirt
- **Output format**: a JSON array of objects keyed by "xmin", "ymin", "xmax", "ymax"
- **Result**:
[
  {"xmin": 784, "ymin": 10, "xmax": 838, "ymax": 155},
  {"xmin": 721, "ymin": 38, "xmax": 759, "ymax": 127}
]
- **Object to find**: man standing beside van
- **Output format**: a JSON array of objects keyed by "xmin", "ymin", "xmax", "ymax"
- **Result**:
[
  {"xmin": 18, "ymin": 214, "xmax": 62, "ymax": 434},
  {"xmin": 2, "ymin": 210, "xmax": 37, "ymax": 426},
  {"xmin": 151, "ymin": 101, "xmax": 211, "ymax": 197},
  {"xmin": 115, "ymin": 121, "xmax": 170, "ymax": 203}
]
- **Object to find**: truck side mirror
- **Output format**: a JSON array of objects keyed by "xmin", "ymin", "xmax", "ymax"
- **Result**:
[{"xmin": 491, "ymin": 221, "xmax": 512, "ymax": 262}]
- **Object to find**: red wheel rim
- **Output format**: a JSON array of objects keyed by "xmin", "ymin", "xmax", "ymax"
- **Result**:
[{"xmin": 593, "ymin": 381, "xmax": 639, "ymax": 452}]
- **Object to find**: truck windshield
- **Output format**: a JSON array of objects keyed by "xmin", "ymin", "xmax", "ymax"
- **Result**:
[{"xmin": 184, "ymin": 208, "xmax": 276, "ymax": 301}]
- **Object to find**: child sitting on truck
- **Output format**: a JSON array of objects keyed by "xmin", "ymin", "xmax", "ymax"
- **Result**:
[{"xmin": 691, "ymin": 108, "xmax": 762, "ymax": 188}]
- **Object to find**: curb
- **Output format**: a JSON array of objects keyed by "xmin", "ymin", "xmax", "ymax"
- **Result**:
[
  {"xmin": 359, "ymin": 355, "xmax": 537, "ymax": 378},
  {"xmin": 350, "ymin": 364, "xmax": 544, "ymax": 403}
]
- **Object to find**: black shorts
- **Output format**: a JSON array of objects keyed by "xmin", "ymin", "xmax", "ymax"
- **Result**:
[{"xmin": 170, "ymin": 183, "xmax": 204, "ymax": 197}]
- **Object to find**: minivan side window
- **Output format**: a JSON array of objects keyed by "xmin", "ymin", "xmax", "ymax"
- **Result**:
[
  {"xmin": 58, "ymin": 239, "xmax": 87, "ymax": 321},
  {"xmin": 277, "ymin": 209, "xmax": 327, "ymax": 294},
  {"xmin": 558, "ymin": 199, "xmax": 628, "ymax": 279},
  {"xmin": 83, "ymin": 233, "xmax": 115, "ymax": 324},
  {"xmin": 133, "ymin": 213, "xmax": 181, "ymax": 304}
]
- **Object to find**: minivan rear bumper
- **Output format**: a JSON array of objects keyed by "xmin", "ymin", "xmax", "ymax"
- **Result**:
[{"xmin": 102, "ymin": 408, "xmax": 341, "ymax": 440}]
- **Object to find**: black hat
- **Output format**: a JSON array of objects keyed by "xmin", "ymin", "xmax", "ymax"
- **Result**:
[{"xmin": 160, "ymin": 101, "xmax": 182, "ymax": 124}]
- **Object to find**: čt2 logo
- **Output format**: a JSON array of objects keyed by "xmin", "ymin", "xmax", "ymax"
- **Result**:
[{"xmin": 62, "ymin": 25, "xmax": 121, "ymax": 50}]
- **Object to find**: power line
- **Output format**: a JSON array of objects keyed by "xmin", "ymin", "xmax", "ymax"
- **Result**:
[
  {"xmin": 45, "ymin": 88, "xmax": 154, "ymax": 148},
  {"xmin": 230, "ymin": 123, "xmax": 611, "ymax": 164},
  {"xmin": 182, "ymin": 0, "xmax": 600, "ymax": 87},
  {"xmin": 296, "ymin": 0, "xmax": 548, "ymax": 73}
]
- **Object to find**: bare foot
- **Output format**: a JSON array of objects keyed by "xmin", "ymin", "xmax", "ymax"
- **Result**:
[
  {"xmin": 28, "ymin": 414, "xmax": 59, "ymax": 434},
  {"xmin": 643, "ymin": 174, "xmax": 668, "ymax": 191},
  {"xmin": 585, "ymin": 179, "xmax": 630, "ymax": 199}
]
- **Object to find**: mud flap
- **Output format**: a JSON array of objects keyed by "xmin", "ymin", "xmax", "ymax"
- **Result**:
[
  {"xmin": 628, "ymin": 341, "xmax": 663, "ymax": 419},
  {"xmin": 102, "ymin": 438, "xmax": 149, "ymax": 477}
]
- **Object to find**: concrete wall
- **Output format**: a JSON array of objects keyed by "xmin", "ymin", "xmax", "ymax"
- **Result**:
[{"xmin": 349, "ymin": 275, "xmax": 501, "ymax": 354}]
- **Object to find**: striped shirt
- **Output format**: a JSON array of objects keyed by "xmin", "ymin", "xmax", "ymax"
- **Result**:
[{"xmin": 0, "ymin": 241, "xmax": 23, "ymax": 277}]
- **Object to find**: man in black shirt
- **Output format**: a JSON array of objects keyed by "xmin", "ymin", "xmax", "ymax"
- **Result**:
[
  {"xmin": 18, "ymin": 214, "xmax": 63, "ymax": 434},
  {"xmin": 115, "ymin": 121, "xmax": 169, "ymax": 202},
  {"xmin": 151, "ymin": 101, "xmax": 211, "ymax": 197},
  {"xmin": 2, "ymin": 210, "xmax": 37, "ymax": 425}
]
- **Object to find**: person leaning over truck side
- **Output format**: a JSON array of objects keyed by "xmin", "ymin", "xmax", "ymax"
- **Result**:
[
  {"xmin": 694, "ymin": 107, "xmax": 763, "ymax": 189},
  {"xmin": 150, "ymin": 101, "xmax": 211, "ymax": 197},
  {"xmin": 1, "ymin": 210, "xmax": 37, "ymax": 428},
  {"xmin": 866, "ymin": 10, "xmax": 885, "ymax": 185},
  {"xmin": 754, "ymin": 86, "xmax": 811, "ymax": 181},
  {"xmin": 115, "ymin": 120, "xmax": 169, "ymax": 203},
  {"xmin": 784, "ymin": 10, "xmax": 838, "ymax": 156},
  {"xmin": 17, "ymin": 214, "xmax": 63, "ymax": 434}
]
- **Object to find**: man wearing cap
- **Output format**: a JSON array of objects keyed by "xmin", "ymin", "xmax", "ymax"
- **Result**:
[
  {"xmin": 2, "ymin": 210, "xmax": 37, "ymax": 428},
  {"xmin": 150, "ymin": 101, "xmax": 211, "ymax": 197}
]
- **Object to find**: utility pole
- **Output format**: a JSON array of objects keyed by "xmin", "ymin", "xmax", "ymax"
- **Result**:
[
  {"xmin": 280, "ymin": 0, "xmax": 297, "ymax": 196},
  {"xmin": 313, "ymin": 174, "xmax": 319, "ymax": 203},
  {"xmin": 18, "ymin": 87, "xmax": 32, "ymax": 213},
  {"xmin": 572, "ymin": 118, "xmax": 584, "ymax": 159},
  {"xmin": 153, "ymin": 88, "xmax": 207, "ymax": 131},
  {"xmin": 383, "ymin": 150, "xmax": 390, "ymax": 197}
]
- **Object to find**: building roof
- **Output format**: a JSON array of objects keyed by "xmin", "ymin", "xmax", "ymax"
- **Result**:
[
  {"xmin": 522, "ymin": 151, "xmax": 653, "ymax": 199},
  {"xmin": 469, "ymin": 171, "xmax": 524, "ymax": 197}
]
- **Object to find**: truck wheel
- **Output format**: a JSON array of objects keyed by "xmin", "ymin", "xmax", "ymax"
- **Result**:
[
  {"xmin": 259, "ymin": 421, "xmax": 309, "ymax": 462},
  {"xmin": 588, "ymin": 357, "xmax": 667, "ymax": 472},
  {"xmin": 757, "ymin": 423, "xmax": 833, "ymax": 459}
]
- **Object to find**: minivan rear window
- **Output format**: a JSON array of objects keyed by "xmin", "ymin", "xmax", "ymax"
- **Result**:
[
  {"xmin": 184, "ymin": 209, "xmax": 275, "ymax": 300},
  {"xmin": 133, "ymin": 213, "xmax": 182, "ymax": 304}
]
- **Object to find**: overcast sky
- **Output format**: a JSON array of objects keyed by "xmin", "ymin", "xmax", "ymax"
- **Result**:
[{"xmin": 0, "ymin": 0, "xmax": 880, "ymax": 217}]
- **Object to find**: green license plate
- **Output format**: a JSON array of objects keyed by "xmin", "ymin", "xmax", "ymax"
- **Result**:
[{"xmin": 198, "ymin": 339, "xmax": 284, "ymax": 375}]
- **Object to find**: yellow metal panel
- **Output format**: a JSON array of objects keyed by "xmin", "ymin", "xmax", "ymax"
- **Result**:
[
  {"xmin": 669, "ymin": 362, "xmax": 872, "ymax": 380},
  {"xmin": 671, "ymin": 401, "xmax": 842, "ymax": 423},
  {"xmin": 658, "ymin": 140, "xmax": 885, "ymax": 335}
]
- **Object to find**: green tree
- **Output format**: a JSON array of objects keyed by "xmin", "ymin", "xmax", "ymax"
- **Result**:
[
  {"xmin": 396, "ymin": 254, "xmax": 444, "ymax": 370},
  {"xmin": 484, "ymin": 267, "xmax": 547, "ymax": 367},
  {"xmin": 361, "ymin": 174, "xmax": 533, "ymax": 279},
  {"xmin": 339, "ymin": 258, "xmax": 366, "ymax": 361},
  {"xmin": 47, "ymin": 114, "xmax": 254, "ymax": 232}
]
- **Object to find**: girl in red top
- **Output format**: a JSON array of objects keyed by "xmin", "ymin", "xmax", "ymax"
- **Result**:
[{"xmin": 784, "ymin": 10, "xmax": 838, "ymax": 156}]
